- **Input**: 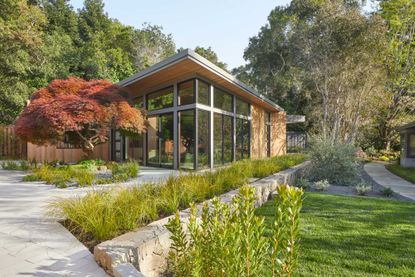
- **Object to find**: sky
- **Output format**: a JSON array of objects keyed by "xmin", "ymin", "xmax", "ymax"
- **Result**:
[{"xmin": 69, "ymin": 0, "xmax": 292, "ymax": 69}]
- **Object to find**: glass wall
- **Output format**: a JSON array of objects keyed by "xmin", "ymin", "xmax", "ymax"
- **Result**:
[
  {"xmin": 198, "ymin": 80, "xmax": 210, "ymax": 106},
  {"xmin": 214, "ymin": 113, "xmax": 233, "ymax": 166},
  {"xmin": 147, "ymin": 87, "xmax": 174, "ymax": 111},
  {"xmin": 236, "ymin": 118, "xmax": 250, "ymax": 160},
  {"xmin": 214, "ymin": 87, "xmax": 233, "ymax": 112},
  {"xmin": 198, "ymin": 110, "xmax": 210, "ymax": 168},
  {"xmin": 126, "ymin": 134, "xmax": 144, "ymax": 162},
  {"xmin": 147, "ymin": 113, "xmax": 174, "ymax": 167},
  {"xmin": 179, "ymin": 109, "xmax": 195, "ymax": 169},
  {"xmin": 236, "ymin": 98, "xmax": 250, "ymax": 116},
  {"xmin": 178, "ymin": 80, "xmax": 195, "ymax": 105}
]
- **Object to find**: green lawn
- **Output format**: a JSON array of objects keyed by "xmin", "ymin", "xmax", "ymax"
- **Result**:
[
  {"xmin": 257, "ymin": 193, "xmax": 415, "ymax": 276},
  {"xmin": 386, "ymin": 164, "xmax": 415, "ymax": 184}
]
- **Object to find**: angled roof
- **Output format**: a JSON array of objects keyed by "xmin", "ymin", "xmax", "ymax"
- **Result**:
[
  {"xmin": 118, "ymin": 49, "xmax": 283, "ymax": 112},
  {"xmin": 399, "ymin": 121, "xmax": 415, "ymax": 131}
]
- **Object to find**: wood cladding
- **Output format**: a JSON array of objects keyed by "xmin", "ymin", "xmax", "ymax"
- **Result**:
[{"xmin": 27, "ymin": 142, "xmax": 109, "ymax": 163}]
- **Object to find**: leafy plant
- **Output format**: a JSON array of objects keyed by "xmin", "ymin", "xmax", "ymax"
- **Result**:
[
  {"xmin": 355, "ymin": 182, "xmax": 372, "ymax": 196},
  {"xmin": 111, "ymin": 161, "xmax": 139, "ymax": 181},
  {"xmin": 75, "ymin": 169, "xmax": 95, "ymax": 187},
  {"xmin": 314, "ymin": 179, "xmax": 330, "ymax": 191},
  {"xmin": 1, "ymin": 160, "xmax": 32, "ymax": 170},
  {"xmin": 166, "ymin": 185, "xmax": 304, "ymax": 276},
  {"xmin": 307, "ymin": 136, "xmax": 358, "ymax": 185},
  {"xmin": 380, "ymin": 187, "xmax": 394, "ymax": 197},
  {"xmin": 296, "ymin": 177, "xmax": 311, "ymax": 190}
]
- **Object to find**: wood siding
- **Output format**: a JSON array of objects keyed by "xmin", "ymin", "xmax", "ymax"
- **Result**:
[
  {"xmin": 251, "ymin": 105, "xmax": 286, "ymax": 159},
  {"xmin": 0, "ymin": 125, "xmax": 27, "ymax": 159},
  {"xmin": 27, "ymin": 142, "xmax": 110, "ymax": 163}
]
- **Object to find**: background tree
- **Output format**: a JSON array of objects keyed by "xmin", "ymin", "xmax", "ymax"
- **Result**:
[
  {"xmin": 0, "ymin": 0, "xmax": 47, "ymax": 124},
  {"xmin": 376, "ymin": 0, "xmax": 415, "ymax": 150},
  {"xmin": 236, "ymin": 0, "xmax": 387, "ymax": 144},
  {"xmin": 15, "ymin": 78, "xmax": 145, "ymax": 157}
]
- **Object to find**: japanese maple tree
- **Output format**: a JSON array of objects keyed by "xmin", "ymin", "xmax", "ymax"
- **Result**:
[{"xmin": 15, "ymin": 77, "xmax": 145, "ymax": 157}]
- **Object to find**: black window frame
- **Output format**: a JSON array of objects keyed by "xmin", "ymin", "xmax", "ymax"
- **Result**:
[{"xmin": 146, "ymin": 86, "xmax": 174, "ymax": 111}]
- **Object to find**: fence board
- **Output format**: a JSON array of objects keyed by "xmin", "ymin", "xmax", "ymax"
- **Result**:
[{"xmin": 0, "ymin": 125, "xmax": 27, "ymax": 159}]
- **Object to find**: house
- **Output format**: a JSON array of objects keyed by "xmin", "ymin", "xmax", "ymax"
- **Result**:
[
  {"xmin": 399, "ymin": 122, "xmax": 415, "ymax": 168},
  {"xmin": 27, "ymin": 49, "xmax": 291, "ymax": 170}
]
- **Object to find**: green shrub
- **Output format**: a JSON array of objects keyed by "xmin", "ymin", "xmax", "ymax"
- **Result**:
[
  {"xmin": 75, "ymin": 169, "xmax": 95, "ymax": 186},
  {"xmin": 166, "ymin": 185, "xmax": 304, "ymax": 276},
  {"xmin": 380, "ymin": 187, "xmax": 394, "ymax": 197},
  {"xmin": 307, "ymin": 136, "xmax": 358, "ymax": 185},
  {"xmin": 111, "ymin": 161, "xmax": 139, "ymax": 181},
  {"xmin": 296, "ymin": 177, "xmax": 311, "ymax": 190},
  {"xmin": 314, "ymin": 179, "xmax": 330, "ymax": 191},
  {"xmin": 355, "ymin": 182, "xmax": 372, "ymax": 195}
]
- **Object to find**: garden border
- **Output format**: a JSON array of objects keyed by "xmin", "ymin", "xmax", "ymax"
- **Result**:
[{"xmin": 94, "ymin": 161, "xmax": 310, "ymax": 277}]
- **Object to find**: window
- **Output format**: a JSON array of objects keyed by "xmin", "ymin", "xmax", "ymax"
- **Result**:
[
  {"xmin": 214, "ymin": 113, "xmax": 233, "ymax": 166},
  {"xmin": 178, "ymin": 80, "xmax": 195, "ymax": 105},
  {"xmin": 197, "ymin": 110, "xmax": 210, "ymax": 168},
  {"xmin": 147, "ymin": 87, "xmax": 174, "ymax": 111},
  {"xmin": 197, "ymin": 80, "xmax": 210, "ymax": 106},
  {"xmin": 236, "ymin": 118, "xmax": 250, "ymax": 160},
  {"xmin": 126, "ymin": 134, "xmax": 144, "ymax": 162},
  {"xmin": 179, "ymin": 109, "xmax": 195, "ymax": 169},
  {"xmin": 236, "ymin": 98, "xmax": 250, "ymax": 116},
  {"xmin": 214, "ymin": 87, "xmax": 233, "ymax": 112},
  {"xmin": 409, "ymin": 134, "xmax": 415, "ymax": 157},
  {"xmin": 265, "ymin": 112, "xmax": 271, "ymax": 157},
  {"xmin": 56, "ymin": 142, "xmax": 80, "ymax": 149},
  {"xmin": 147, "ymin": 113, "xmax": 174, "ymax": 167},
  {"xmin": 133, "ymin": 96, "xmax": 144, "ymax": 109}
]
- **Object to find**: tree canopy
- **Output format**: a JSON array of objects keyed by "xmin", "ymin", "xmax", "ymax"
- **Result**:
[{"xmin": 15, "ymin": 77, "xmax": 145, "ymax": 156}]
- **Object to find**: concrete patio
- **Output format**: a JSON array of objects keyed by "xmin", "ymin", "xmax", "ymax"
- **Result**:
[{"xmin": 0, "ymin": 166, "xmax": 179, "ymax": 277}]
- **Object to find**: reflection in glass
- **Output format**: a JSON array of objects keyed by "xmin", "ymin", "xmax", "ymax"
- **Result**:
[
  {"xmin": 214, "ymin": 113, "xmax": 222, "ymax": 166},
  {"xmin": 198, "ymin": 110, "xmax": 210, "ymax": 168},
  {"xmin": 198, "ymin": 80, "xmax": 210, "ymax": 106},
  {"xmin": 223, "ymin": 115, "xmax": 233, "ymax": 163},
  {"xmin": 126, "ymin": 134, "xmax": 143, "ymax": 162},
  {"xmin": 147, "ymin": 87, "xmax": 174, "ymax": 111},
  {"xmin": 265, "ymin": 112, "xmax": 271, "ymax": 157},
  {"xmin": 214, "ymin": 88, "xmax": 233, "ymax": 112},
  {"xmin": 236, "ymin": 98, "xmax": 250, "ymax": 116},
  {"xmin": 179, "ymin": 110, "xmax": 195, "ymax": 169},
  {"xmin": 214, "ymin": 113, "xmax": 233, "ymax": 166},
  {"xmin": 133, "ymin": 96, "xmax": 144, "ymax": 109},
  {"xmin": 147, "ymin": 113, "xmax": 174, "ymax": 167},
  {"xmin": 236, "ymin": 118, "xmax": 250, "ymax": 160},
  {"xmin": 178, "ymin": 80, "xmax": 195, "ymax": 105}
]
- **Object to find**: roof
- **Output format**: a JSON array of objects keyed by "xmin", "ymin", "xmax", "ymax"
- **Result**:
[
  {"xmin": 399, "ymin": 121, "xmax": 415, "ymax": 131},
  {"xmin": 117, "ymin": 49, "xmax": 283, "ymax": 112}
]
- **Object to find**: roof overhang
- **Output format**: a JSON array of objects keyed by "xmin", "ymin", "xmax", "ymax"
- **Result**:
[
  {"xmin": 399, "ymin": 121, "xmax": 415, "ymax": 132},
  {"xmin": 286, "ymin": 115, "xmax": 306, "ymax": 124},
  {"xmin": 118, "ymin": 49, "xmax": 283, "ymax": 112}
]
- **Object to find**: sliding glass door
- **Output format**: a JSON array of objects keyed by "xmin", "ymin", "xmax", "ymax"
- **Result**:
[{"xmin": 147, "ymin": 113, "xmax": 174, "ymax": 168}]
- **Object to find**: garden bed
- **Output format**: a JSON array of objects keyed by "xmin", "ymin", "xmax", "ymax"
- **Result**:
[
  {"xmin": 386, "ymin": 164, "xmax": 415, "ymax": 185},
  {"xmin": 48, "ymin": 154, "xmax": 308, "ymax": 275}
]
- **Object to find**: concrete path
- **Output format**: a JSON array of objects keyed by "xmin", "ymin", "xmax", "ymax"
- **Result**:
[
  {"xmin": 364, "ymin": 162, "xmax": 415, "ymax": 201},
  {"xmin": 0, "ymin": 167, "xmax": 178, "ymax": 277}
]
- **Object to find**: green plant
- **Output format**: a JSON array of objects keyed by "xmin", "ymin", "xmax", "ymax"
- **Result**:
[
  {"xmin": 355, "ymin": 182, "xmax": 372, "ymax": 196},
  {"xmin": 111, "ymin": 161, "xmax": 139, "ymax": 181},
  {"xmin": 307, "ymin": 136, "xmax": 358, "ymax": 185},
  {"xmin": 314, "ymin": 179, "xmax": 330, "ymax": 191},
  {"xmin": 75, "ymin": 169, "xmax": 95, "ymax": 186},
  {"xmin": 379, "ymin": 155, "xmax": 390, "ymax": 162},
  {"xmin": 296, "ymin": 177, "xmax": 311, "ymax": 190},
  {"xmin": 166, "ymin": 185, "xmax": 304, "ymax": 276},
  {"xmin": 380, "ymin": 187, "xmax": 394, "ymax": 197},
  {"xmin": 1, "ymin": 160, "xmax": 32, "ymax": 170}
]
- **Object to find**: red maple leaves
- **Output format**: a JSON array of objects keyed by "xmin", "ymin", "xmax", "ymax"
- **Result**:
[{"xmin": 15, "ymin": 77, "xmax": 145, "ymax": 155}]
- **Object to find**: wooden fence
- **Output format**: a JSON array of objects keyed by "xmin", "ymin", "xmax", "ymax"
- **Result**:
[
  {"xmin": 0, "ymin": 125, "xmax": 27, "ymax": 159},
  {"xmin": 286, "ymin": 131, "xmax": 307, "ymax": 153}
]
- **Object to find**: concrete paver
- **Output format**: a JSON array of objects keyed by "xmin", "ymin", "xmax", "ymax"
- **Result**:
[
  {"xmin": 364, "ymin": 162, "xmax": 415, "ymax": 201},
  {"xmin": 0, "ymin": 167, "xmax": 177, "ymax": 276}
]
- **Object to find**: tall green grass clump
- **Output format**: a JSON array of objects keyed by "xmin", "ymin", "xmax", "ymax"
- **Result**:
[
  {"xmin": 166, "ymin": 185, "xmax": 304, "ymax": 276},
  {"xmin": 51, "ymin": 154, "xmax": 307, "ymax": 241}
]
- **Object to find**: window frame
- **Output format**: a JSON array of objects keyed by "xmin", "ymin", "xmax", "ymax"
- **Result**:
[{"xmin": 146, "ymin": 86, "xmax": 174, "ymax": 111}]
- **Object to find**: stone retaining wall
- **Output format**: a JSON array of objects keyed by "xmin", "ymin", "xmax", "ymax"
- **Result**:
[{"xmin": 94, "ymin": 161, "xmax": 309, "ymax": 277}]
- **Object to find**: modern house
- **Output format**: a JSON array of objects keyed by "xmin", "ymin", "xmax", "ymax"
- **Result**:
[
  {"xmin": 399, "ymin": 122, "xmax": 415, "ymax": 168},
  {"xmin": 27, "ymin": 49, "xmax": 290, "ymax": 170}
]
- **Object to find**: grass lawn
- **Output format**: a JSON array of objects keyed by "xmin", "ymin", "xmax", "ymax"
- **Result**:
[
  {"xmin": 386, "ymin": 164, "xmax": 415, "ymax": 184},
  {"xmin": 257, "ymin": 193, "xmax": 415, "ymax": 276}
]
